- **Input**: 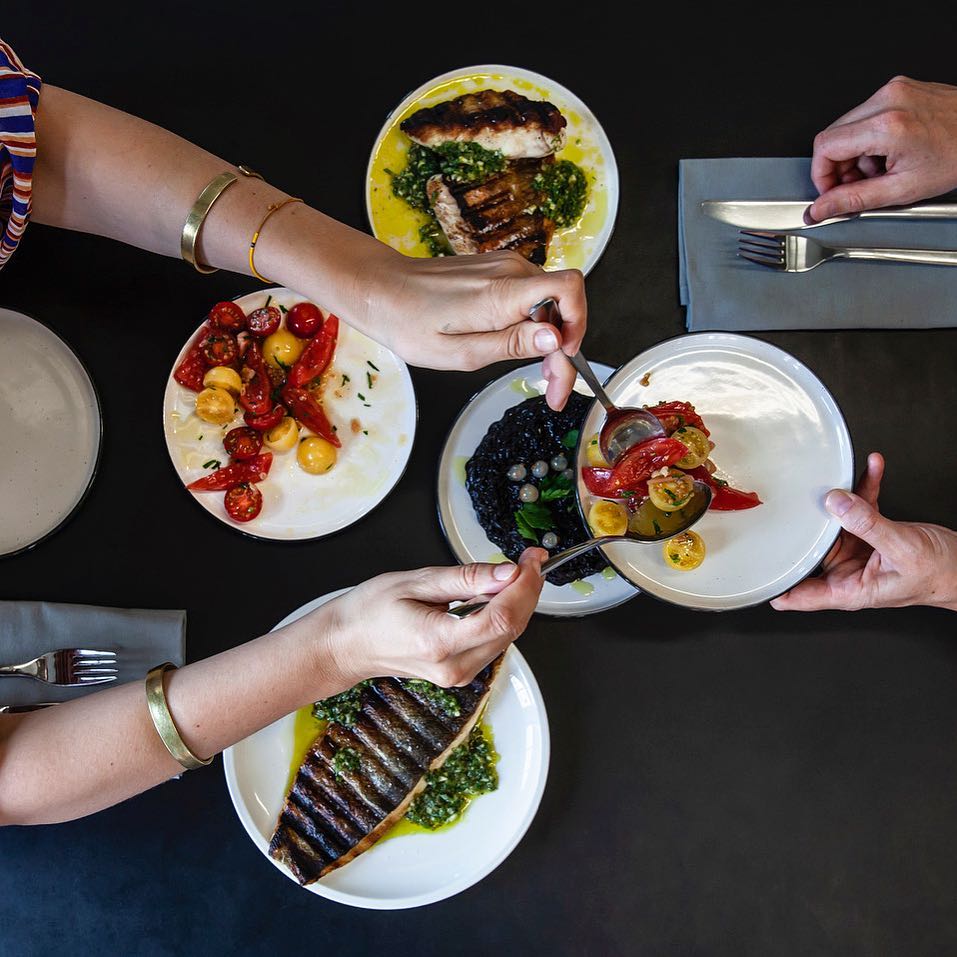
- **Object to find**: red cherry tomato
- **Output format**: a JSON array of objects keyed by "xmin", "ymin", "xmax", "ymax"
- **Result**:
[
  {"xmin": 201, "ymin": 332, "xmax": 239, "ymax": 367},
  {"xmin": 223, "ymin": 426, "xmax": 263, "ymax": 461},
  {"xmin": 247, "ymin": 305, "xmax": 281, "ymax": 337},
  {"xmin": 209, "ymin": 301, "xmax": 247, "ymax": 333},
  {"xmin": 243, "ymin": 404, "xmax": 286, "ymax": 432},
  {"xmin": 286, "ymin": 302, "xmax": 324, "ymax": 339},
  {"xmin": 173, "ymin": 323, "xmax": 212, "ymax": 392},
  {"xmin": 224, "ymin": 482, "xmax": 263, "ymax": 522},
  {"xmin": 187, "ymin": 453, "xmax": 272, "ymax": 491}
]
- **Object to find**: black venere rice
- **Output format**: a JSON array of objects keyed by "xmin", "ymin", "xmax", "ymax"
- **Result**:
[{"xmin": 465, "ymin": 393, "xmax": 608, "ymax": 586}]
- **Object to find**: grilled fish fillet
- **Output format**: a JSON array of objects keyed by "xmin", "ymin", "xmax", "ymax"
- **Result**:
[
  {"xmin": 427, "ymin": 158, "xmax": 555, "ymax": 265},
  {"xmin": 269, "ymin": 656, "xmax": 504, "ymax": 884},
  {"xmin": 402, "ymin": 89, "xmax": 566, "ymax": 159}
]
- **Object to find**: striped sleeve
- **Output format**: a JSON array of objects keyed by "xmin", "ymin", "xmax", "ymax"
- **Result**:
[{"xmin": 0, "ymin": 38, "xmax": 41, "ymax": 271}]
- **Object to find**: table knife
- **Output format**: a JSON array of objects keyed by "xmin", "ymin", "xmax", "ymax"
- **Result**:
[
  {"xmin": 701, "ymin": 200, "xmax": 957, "ymax": 231},
  {"xmin": 0, "ymin": 702, "xmax": 57, "ymax": 714}
]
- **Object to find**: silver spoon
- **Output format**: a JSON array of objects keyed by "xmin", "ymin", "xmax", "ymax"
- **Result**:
[
  {"xmin": 447, "ymin": 481, "xmax": 712, "ymax": 619},
  {"xmin": 529, "ymin": 298, "xmax": 665, "ymax": 464}
]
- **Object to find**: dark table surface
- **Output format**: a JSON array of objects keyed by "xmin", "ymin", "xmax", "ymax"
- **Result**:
[{"xmin": 2, "ymin": 6, "xmax": 956, "ymax": 956}]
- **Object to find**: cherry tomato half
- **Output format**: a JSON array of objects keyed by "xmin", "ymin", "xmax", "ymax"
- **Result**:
[
  {"xmin": 286, "ymin": 302, "xmax": 323, "ymax": 338},
  {"xmin": 223, "ymin": 426, "xmax": 263, "ymax": 461},
  {"xmin": 209, "ymin": 301, "xmax": 247, "ymax": 333},
  {"xmin": 201, "ymin": 332, "xmax": 239, "ymax": 367},
  {"xmin": 224, "ymin": 482, "xmax": 263, "ymax": 522},
  {"xmin": 243, "ymin": 404, "xmax": 287, "ymax": 432},
  {"xmin": 247, "ymin": 305, "xmax": 281, "ymax": 337}
]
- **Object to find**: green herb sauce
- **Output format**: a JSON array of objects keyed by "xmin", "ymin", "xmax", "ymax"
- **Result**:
[
  {"xmin": 418, "ymin": 218, "xmax": 452, "ymax": 257},
  {"xmin": 402, "ymin": 679, "xmax": 462, "ymax": 718},
  {"xmin": 433, "ymin": 141, "xmax": 506, "ymax": 184},
  {"xmin": 405, "ymin": 724, "xmax": 498, "ymax": 830},
  {"xmin": 533, "ymin": 160, "xmax": 589, "ymax": 227},
  {"xmin": 388, "ymin": 144, "xmax": 441, "ymax": 211},
  {"xmin": 312, "ymin": 681, "xmax": 370, "ymax": 727},
  {"xmin": 332, "ymin": 746, "xmax": 360, "ymax": 778}
]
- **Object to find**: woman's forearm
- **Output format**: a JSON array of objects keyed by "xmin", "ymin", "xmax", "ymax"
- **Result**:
[{"xmin": 0, "ymin": 605, "xmax": 345, "ymax": 826}]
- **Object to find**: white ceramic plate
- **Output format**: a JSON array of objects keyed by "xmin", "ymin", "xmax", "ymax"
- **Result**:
[
  {"xmin": 162, "ymin": 288, "xmax": 416, "ymax": 541},
  {"xmin": 438, "ymin": 361, "xmax": 640, "ymax": 617},
  {"xmin": 575, "ymin": 334, "xmax": 854, "ymax": 610},
  {"xmin": 366, "ymin": 64, "xmax": 619, "ymax": 276},
  {"xmin": 0, "ymin": 308, "xmax": 101, "ymax": 557},
  {"xmin": 223, "ymin": 588, "xmax": 550, "ymax": 910}
]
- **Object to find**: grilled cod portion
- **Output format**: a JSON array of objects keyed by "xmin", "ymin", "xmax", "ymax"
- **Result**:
[
  {"xmin": 401, "ymin": 89, "xmax": 566, "ymax": 159},
  {"xmin": 269, "ymin": 657, "xmax": 503, "ymax": 884}
]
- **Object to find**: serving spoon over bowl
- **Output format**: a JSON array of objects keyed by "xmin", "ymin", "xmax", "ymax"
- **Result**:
[
  {"xmin": 447, "ymin": 480, "xmax": 711, "ymax": 619},
  {"xmin": 529, "ymin": 298, "xmax": 665, "ymax": 464}
]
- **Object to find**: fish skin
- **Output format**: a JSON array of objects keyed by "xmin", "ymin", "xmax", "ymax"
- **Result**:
[{"xmin": 269, "ymin": 659, "xmax": 503, "ymax": 884}]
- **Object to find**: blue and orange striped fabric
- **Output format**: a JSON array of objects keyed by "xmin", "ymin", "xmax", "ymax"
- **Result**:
[{"xmin": 0, "ymin": 38, "xmax": 40, "ymax": 270}]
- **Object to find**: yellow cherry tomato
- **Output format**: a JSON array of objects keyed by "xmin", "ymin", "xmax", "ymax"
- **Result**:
[
  {"xmin": 663, "ymin": 530, "xmax": 705, "ymax": 571},
  {"xmin": 297, "ymin": 436, "xmax": 338, "ymax": 474},
  {"xmin": 202, "ymin": 365, "xmax": 242, "ymax": 396},
  {"xmin": 263, "ymin": 327, "xmax": 305, "ymax": 372},
  {"xmin": 673, "ymin": 426, "xmax": 711, "ymax": 469},
  {"xmin": 585, "ymin": 434, "xmax": 607, "ymax": 467},
  {"xmin": 265, "ymin": 416, "xmax": 299, "ymax": 452},
  {"xmin": 587, "ymin": 499, "xmax": 628, "ymax": 537},
  {"xmin": 647, "ymin": 469, "xmax": 695, "ymax": 512},
  {"xmin": 194, "ymin": 387, "xmax": 236, "ymax": 425}
]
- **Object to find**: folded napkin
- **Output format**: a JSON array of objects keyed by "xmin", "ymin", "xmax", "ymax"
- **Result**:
[
  {"xmin": 0, "ymin": 601, "xmax": 186, "ymax": 707},
  {"xmin": 679, "ymin": 157, "xmax": 957, "ymax": 331}
]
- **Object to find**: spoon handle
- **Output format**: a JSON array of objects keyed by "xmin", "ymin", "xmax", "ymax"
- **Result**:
[
  {"xmin": 528, "ymin": 298, "xmax": 616, "ymax": 412},
  {"xmin": 446, "ymin": 536, "xmax": 628, "ymax": 619}
]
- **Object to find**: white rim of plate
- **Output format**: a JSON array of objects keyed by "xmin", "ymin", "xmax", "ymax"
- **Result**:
[
  {"xmin": 161, "ymin": 288, "xmax": 418, "ymax": 543},
  {"xmin": 223, "ymin": 587, "xmax": 551, "ymax": 910},
  {"xmin": 0, "ymin": 308, "xmax": 102, "ymax": 558},
  {"xmin": 365, "ymin": 63, "xmax": 620, "ymax": 277},
  {"xmin": 437, "ymin": 360, "xmax": 640, "ymax": 617},
  {"xmin": 575, "ymin": 332, "xmax": 855, "ymax": 611}
]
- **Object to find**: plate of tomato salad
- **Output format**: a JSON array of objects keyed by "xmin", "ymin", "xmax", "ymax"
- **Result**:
[
  {"xmin": 574, "ymin": 333, "xmax": 853, "ymax": 611},
  {"xmin": 163, "ymin": 288, "xmax": 417, "ymax": 541}
]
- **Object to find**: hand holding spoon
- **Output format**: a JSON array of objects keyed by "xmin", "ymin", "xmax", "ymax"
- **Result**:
[
  {"xmin": 530, "ymin": 298, "xmax": 665, "ymax": 464},
  {"xmin": 447, "ymin": 481, "xmax": 712, "ymax": 619}
]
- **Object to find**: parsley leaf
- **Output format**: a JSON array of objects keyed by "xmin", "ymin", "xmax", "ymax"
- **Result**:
[{"xmin": 561, "ymin": 429, "xmax": 580, "ymax": 450}]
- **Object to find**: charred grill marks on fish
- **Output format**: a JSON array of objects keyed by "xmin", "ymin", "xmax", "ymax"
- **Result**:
[
  {"xmin": 401, "ymin": 89, "xmax": 567, "ymax": 159},
  {"xmin": 269, "ymin": 658, "xmax": 503, "ymax": 885},
  {"xmin": 427, "ymin": 158, "xmax": 555, "ymax": 265}
]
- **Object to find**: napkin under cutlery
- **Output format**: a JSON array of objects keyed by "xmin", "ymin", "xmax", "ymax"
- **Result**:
[
  {"xmin": 678, "ymin": 157, "xmax": 957, "ymax": 331},
  {"xmin": 0, "ymin": 601, "xmax": 186, "ymax": 707}
]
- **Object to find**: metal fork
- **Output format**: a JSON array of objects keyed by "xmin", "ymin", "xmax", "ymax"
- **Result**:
[
  {"xmin": 738, "ymin": 231, "xmax": 957, "ymax": 272},
  {"xmin": 0, "ymin": 649, "xmax": 118, "ymax": 686}
]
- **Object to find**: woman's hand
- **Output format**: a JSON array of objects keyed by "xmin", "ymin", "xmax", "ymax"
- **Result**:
[
  {"xmin": 313, "ymin": 548, "xmax": 547, "ymax": 689},
  {"xmin": 808, "ymin": 76, "xmax": 957, "ymax": 223},
  {"xmin": 359, "ymin": 248, "xmax": 587, "ymax": 411},
  {"xmin": 771, "ymin": 453, "xmax": 957, "ymax": 612}
]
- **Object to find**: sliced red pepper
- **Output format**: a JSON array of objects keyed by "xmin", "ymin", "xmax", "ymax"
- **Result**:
[
  {"xmin": 239, "ymin": 341, "xmax": 273, "ymax": 416},
  {"xmin": 243, "ymin": 404, "xmax": 286, "ymax": 432},
  {"xmin": 173, "ymin": 323, "xmax": 212, "ymax": 392},
  {"xmin": 581, "ymin": 436, "xmax": 688, "ymax": 497},
  {"xmin": 187, "ymin": 453, "xmax": 273, "ymax": 492},
  {"xmin": 282, "ymin": 385, "xmax": 340, "ymax": 447},
  {"xmin": 686, "ymin": 466, "xmax": 762, "ymax": 510},
  {"xmin": 287, "ymin": 315, "xmax": 339, "ymax": 389},
  {"xmin": 644, "ymin": 401, "xmax": 710, "ymax": 437}
]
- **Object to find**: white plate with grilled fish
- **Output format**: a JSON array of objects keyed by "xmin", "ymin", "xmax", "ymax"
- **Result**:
[
  {"xmin": 575, "ymin": 334, "xmax": 854, "ymax": 610},
  {"xmin": 223, "ymin": 589, "xmax": 550, "ymax": 909},
  {"xmin": 437, "ymin": 361, "xmax": 640, "ymax": 617},
  {"xmin": 366, "ymin": 64, "xmax": 618, "ymax": 274}
]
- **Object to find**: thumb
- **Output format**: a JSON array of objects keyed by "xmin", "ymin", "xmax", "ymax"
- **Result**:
[
  {"xmin": 808, "ymin": 173, "xmax": 910, "ymax": 222},
  {"xmin": 825, "ymin": 488, "xmax": 899, "ymax": 554},
  {"xmin": 402, "ymin": 561, "xmax": 522, "ymax": 603},
  {"xmin": 465, "ymin": 319, "xmax": 564, "ymax": 368}
]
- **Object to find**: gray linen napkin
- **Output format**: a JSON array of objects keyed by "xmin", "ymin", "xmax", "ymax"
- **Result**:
[
  {"xmin": 0, "ymin": 601, "xmax": 185, "ymax": 707},
  {"xmin": 679, "ymin": 157, "xmax": 957, "ymax": 331}
]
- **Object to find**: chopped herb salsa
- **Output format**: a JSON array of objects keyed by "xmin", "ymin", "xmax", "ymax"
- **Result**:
[
  {"xmin": 402, "ymin": 678, "xmax": 462, "ymax": 718},
  {"xmin": 312, "ymin": 681, "xmax": 370, "ymax": 727},
  {"xmin": 533, "ymin": 160, "xmax": 589, "ymax": 227},
  {"xmin": 331, "ymin": 746, "xmax": 360, "ymax": 778},
  {"xmin": 406, "ymin": 724, "xmax": 498, "ymax": 830}
]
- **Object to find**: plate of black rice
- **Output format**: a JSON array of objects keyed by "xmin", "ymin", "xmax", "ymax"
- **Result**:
[{"xmin": 437, "ymin": 361, "xmax": 639, "ymax": 617}]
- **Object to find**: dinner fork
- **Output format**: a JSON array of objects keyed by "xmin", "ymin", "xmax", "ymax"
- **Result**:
[
  {"xmin": 0, "ymin": 649, "xmax": 118, "ymax": 686},
  {"xmin": 737, "ymin": 231, "xmax": 957, "ymax": 272}
]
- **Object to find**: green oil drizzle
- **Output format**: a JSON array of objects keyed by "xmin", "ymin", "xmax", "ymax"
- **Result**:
[
  {"xmin": 510, "ymin": 378, "xmax": 541, "ymax": 397},
  {"xmin": 570, "ymin": 579, "xmax": 595, "ymax": 596},
  {"xmin": 602, "ymin": 566, "xmax": 618, "ymax": 581},
  {"xmin": 453, "ymin": 455, "xmax": 469, "ymax": 485}
]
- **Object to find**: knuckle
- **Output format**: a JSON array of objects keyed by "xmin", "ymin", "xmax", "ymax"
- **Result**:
[
  {"xmin": 877, "ymin": 108, "xmax": 911, "ymax": 138},
  {"xmin": 504, "ymin": 324, "xmax": 529, "ymax": 361},
  {"xmin": 433, "ymin": 661, "xmax": 465, "ymax": 688},
  {"xmin": 839, "ymin": 189, "xmax": 867, "ymax": 214},
  {"xmin": 847, "ymin": 506, "xmax": 878, "ymax": 538}
]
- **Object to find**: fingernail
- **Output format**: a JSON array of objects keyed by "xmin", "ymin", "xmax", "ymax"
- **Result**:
[
  {"xmin": 534, "ymin": 329, "xmax": 558, "ymax": 353},
  {"xmin": 493, "ymin": 562, "xmax": 517, "ymax": 581},
  {"xmin": 803, "ymin": 204, "xmax": 818, "ymax": 225},
  {"xmin": 825, "ymin": 489, "xmax": 852, "ymax": 516}
]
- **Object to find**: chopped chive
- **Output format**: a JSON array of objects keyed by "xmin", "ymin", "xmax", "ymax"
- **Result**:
[
  {"xmin": 367, "ymin": 360, "xmax": 380, "ymax": 372},
  {"xmin": 358, "ymin": 392, "xmax": 366, "ymax": 401},
  {"xmin": 652, "ymin": 519, "xmax": 662, "ymax": 535},
  {"xmin": 362, "ymin": 429, "xmax": 368, "ymax": 436},
  {"xmin": 265, "ymin": 295, "xmax": 272, "ymax": 307},
  {"xmin": 203, "ymin": 459, "xmax": 221, "ymax": 469},
  {"xmin": 366, "ymin": 371, "xmax": 374, "ymax": 389},
  {"xmin": 279, "ymin": 304, "xmax": 288, "ymax": 313}
]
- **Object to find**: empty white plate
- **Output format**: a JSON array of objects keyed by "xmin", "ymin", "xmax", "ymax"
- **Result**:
[
  {"xmin": 0, "ymin": 308, "xmax": 101, "ymax": 557},
  {"xmin": 223, "ymin": 588, "xmax": 550, "ymax": 909},
  {"xmin": 575, "ymin": 333, "xmax": 854, "ymax": 610}
]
